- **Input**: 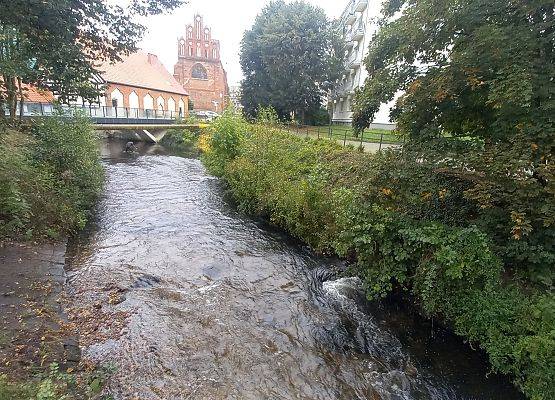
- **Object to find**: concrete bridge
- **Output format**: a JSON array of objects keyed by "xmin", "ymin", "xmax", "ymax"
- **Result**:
[{"xmin": 12, "ymin": 102, "xmax": 209, "ymax": 143}]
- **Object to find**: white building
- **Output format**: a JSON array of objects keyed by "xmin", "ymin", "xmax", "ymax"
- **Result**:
[
  {"xmin": 330, "ymin": 0, "xmax": 396, "ymax": 129},
  {"xmin": 228, "ymin": 85, "xmax": 243, "ymax": 111}
]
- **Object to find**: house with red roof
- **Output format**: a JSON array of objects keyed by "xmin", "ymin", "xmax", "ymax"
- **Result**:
[
  {"xmin": 99, "ymin": 52, "xmax": 189, "ymax": 118},
  {"xmin": 4, "ymin": 52, "xmax": 189, "ymax": 120}
]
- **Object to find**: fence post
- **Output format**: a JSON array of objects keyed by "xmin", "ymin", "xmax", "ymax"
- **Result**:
[
  {"xmin": 360, "ymin": 128, "xmax": 364, "ymax": 150},
  {"xmin": 343, "ymin": 128, "xmax": 347, "ymax": 147},
  {"xmin": 317, "ymin": 126, "xmax": 320, "ymax": 140},
  {"xmin": 306, "ymin": 127, "xmax": 309, "ymax": 138},
  {"xmin": 379, "ymin": 130, "xmax": 384, "ymax": 152}
]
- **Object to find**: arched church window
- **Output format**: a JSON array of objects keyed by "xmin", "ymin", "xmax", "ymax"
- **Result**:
[{"xmin": 191, "ymin": 63, "xmax": 208, "ymax": 80}]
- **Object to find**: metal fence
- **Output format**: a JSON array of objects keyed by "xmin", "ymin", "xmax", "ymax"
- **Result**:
[
  {"xmin": 283, "ymin": 123, "xmax": 404, "ymax": 152},
  {"xmin": 5, "ymin": 102, "xmax": 185, "ymax": 124}
]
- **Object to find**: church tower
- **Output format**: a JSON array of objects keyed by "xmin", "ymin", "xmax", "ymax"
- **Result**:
[{"xmin": 173, "ymin": 14, "xmax": 229, "ymax": 113}]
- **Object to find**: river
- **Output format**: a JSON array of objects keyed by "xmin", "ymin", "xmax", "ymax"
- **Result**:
[{"xmin": 64, "ymin": 139, "xmax": 524, "ymax": 399}]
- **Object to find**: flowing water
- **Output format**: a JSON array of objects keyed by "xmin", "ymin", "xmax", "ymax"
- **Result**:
[{"xmin": 65, "ymin": 140, "xmax": 524, "ymax": 400}]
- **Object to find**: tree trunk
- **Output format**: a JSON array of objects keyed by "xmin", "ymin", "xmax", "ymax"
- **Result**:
[
  {"xmin": 2, "ymin": 74, "xmax": 18, "ymax": 123},
  {"xmin": 17, "ymin": 77, "xmax": 24, "ymax": 122}
]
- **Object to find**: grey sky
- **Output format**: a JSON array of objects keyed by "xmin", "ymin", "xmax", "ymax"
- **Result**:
[{"xmin": 138, "ymin": 0, "xmax": 379, "ymax": 86}]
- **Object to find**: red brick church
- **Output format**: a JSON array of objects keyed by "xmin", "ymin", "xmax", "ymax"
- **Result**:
[{"xmin": 173, "ymin": 15, "xmax": 229, "ymax": 113}]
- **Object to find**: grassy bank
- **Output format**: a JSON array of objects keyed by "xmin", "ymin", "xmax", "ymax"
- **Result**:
[
  {"xmin": 0, "ymin": 114, "xmax": 104, "ymax": 240},
  {"xmin": 284, "ymin": 124, "xmax": 402, "ymax": 145},
  {"xmin": 202, "ymin": 111, "xmax": 554, "ymax": 400}
]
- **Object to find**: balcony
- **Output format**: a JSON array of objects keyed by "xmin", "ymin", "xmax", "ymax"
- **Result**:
[
  {"xmin": 355, "ymin": 0, "xmax": 368, "ymax": 12},
  {"xmin": 352, "ymin": 27, "xmax": 365, "ymax": 41},
  {"xmin": 347, "ymin": 59, "xmax": 361, "ymax": 72},
  {"xmin": 331, "ymin": 78, "xmax": 356, "ymax": 99},
  {"xmin": 345, "ymin": 12, "xmax": 356, "ymax": 25}
]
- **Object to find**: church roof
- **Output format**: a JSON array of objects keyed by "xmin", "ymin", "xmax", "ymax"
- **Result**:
[{"xmin": 99, "ymin": 52, "xmax": 188, "ymax": 96}]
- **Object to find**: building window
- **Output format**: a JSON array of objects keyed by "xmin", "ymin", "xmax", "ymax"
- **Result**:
[
  {"xmin": 212, "ymin": 48, "xmax": 217, "ymax": 59},
  {"xmin": 191, "ymin": 63, "xmax": 208, "ymax": 80},
  {"xmin": 129, "ymin": 91, "xmax": 139, "ymax": 109},
  {"xmin": 187, "ymin": 27, "xmax": 193, "ymax": 39},
  {"xmin": 204, "ymin": 29, "xmax": 209, "ymax": 41},
  {"xmin": 196, "ymin": 46, "xmax": 201, "ymax": 57},
  {"xmin": 195, "ymin": 17, "xmax": 201, "ymax": 39},
  {"xmin": 167, "ymin": 97, "xmax": 176, "ymax": 112},
  {"xmin": 188, "ymin": 46, "xmax": 193, "ymax": 57},
  {"xmin": 178, "ymin": 99, "xmax": 185, "ymax": 115},
  {"xmin": 204, "ymin": 49, "xmax": 209, "ymax": 58},
  {"xmin": 144, "ymin": 94, "xmax": 154, "ymax": 113},
  {"xmin": 110, "ymin": 88, "xmax": 123, "ymax": 108}
]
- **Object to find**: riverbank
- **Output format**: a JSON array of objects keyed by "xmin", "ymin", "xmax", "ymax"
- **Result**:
[
  {"xmin": 59, "ymin": 139, "xmax": 525, "ymax": 398},
  {"xmin": 0, "ymin": 240, "xmax": 116, "ymax": 399},
  {"xmin": 0, "ymin": 115, "xmax": 104, "ymax": 240},
  {"xmin": 0, "ymin": 241, "xmax": 72, "ymax": 372},
  {"xmin": 0, "ymin": 115, "xmax": 106, "ymax": 397},
  {"xmin": 201, "ymin": 112, "xmax": 554, "ymax": 400}
]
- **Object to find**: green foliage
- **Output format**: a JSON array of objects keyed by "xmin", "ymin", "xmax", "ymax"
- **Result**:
[
  {"xmin": 255, "ymin": 105, "xmax": 280, "ymax": 126},
  {"xmin": 203, "ymin": 108, "xmax": 248, "ymax": 176},
  {"xmin": 203, "ymin": 115, "xmax": 554, "ymax": 399},
  {"xmin": 240, "ymin": 1, "xmax": 343, "ymax": 123},
  {"xmin": 0, "ymin": 363, "xmax": 115, "ymax": 400},
  {"xmin": 304, "ymin": 106, "xmax": 330, "ymax": 126},
  {"xmin": 0, "ymin": 113, "xmax": 103, "ymax": 239},
  {"xmin": 159, "ymin": 127, "xmax": 198, "ymax": 151},
  {"xmin": 352, "ymin": 0, "xmax": 554, "ymax": 287}
]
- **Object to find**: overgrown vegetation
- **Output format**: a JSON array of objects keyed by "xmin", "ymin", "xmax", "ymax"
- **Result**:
[
  {"xmin": 352, "ymin": 0, "xmax": 554, "ymax": 286},
  {"xmin": 0, "ymin": 363, "xmax": 114, "ymax": 400},
  {"xmin": 0, "ymin": 113, "xmax": 104, "ymax": 239},
  {"xmin": 202, "ymin": 110, "xmax": 554, "ymax": 400},
  {"xmin": 159, "ymin": 126, "xmax": 199, "ymax": 152}
]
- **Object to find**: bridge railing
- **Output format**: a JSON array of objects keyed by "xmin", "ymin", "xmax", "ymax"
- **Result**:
[{"xmin": 5, "ymin": 102, "xmax": 185, "ymax": 123}]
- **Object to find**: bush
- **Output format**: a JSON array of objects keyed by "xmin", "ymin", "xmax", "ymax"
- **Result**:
[
  {"xmin": 202, "ymin": 115, "xmax": 554, "ymax": 399},
  {"xmin": 202, "ymin": 108, "xmax": 248, "ymax": 176},
  {"xmin": 0, "ymin": 112, "xmax": 103, "ymax": 239},
  {"xmin": 159, "ymin": 127, "xmax": 198, "ymax": 151}
]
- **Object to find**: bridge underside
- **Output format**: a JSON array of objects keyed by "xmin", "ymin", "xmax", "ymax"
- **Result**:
[
  {"xmin": 96, "ymin": 124, "xmax": 206, "ymax": 144},
  {"xmin": 98, "ymin": 127, "xmax": 168, "ymax": 143}
]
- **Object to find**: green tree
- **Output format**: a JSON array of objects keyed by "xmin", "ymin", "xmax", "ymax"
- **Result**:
[
  {"xmin": 0, "ymin": 0, "xmax": 185, "ymax": 123},
  {"xmin": 240, "ymin": 0, "xmax": 343, "ymax": 123},
  {"xmin": 353, "ymin": 0, "xmax": 554, "ymax": 285}
]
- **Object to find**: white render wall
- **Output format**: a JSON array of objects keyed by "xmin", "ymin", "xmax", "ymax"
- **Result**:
[{"xmin": 331, "ymin": 0, "xmax": 395, "ymax": 126}]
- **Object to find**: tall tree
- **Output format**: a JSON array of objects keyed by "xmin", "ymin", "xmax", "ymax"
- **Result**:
[
  {"xmin": 353, "ymin": 0, "xmax": 554, "ymax": 286},
  {"xmin": 0, "ymin": 0, "xmax": 185, "ymax": 123},
  {"xmin": 240, "ymin": 0, "xmax": 343, "ymax": 123}
]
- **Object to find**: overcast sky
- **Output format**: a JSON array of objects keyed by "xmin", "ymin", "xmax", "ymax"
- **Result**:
[{"xmin": 138, "ymin": 0, "xmax": 374, "ymax": 86}]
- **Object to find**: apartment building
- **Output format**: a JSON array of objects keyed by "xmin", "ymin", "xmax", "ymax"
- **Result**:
[{"xmin": 330, "ymin": 0, "xmax": 395, "ymax": 129}]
